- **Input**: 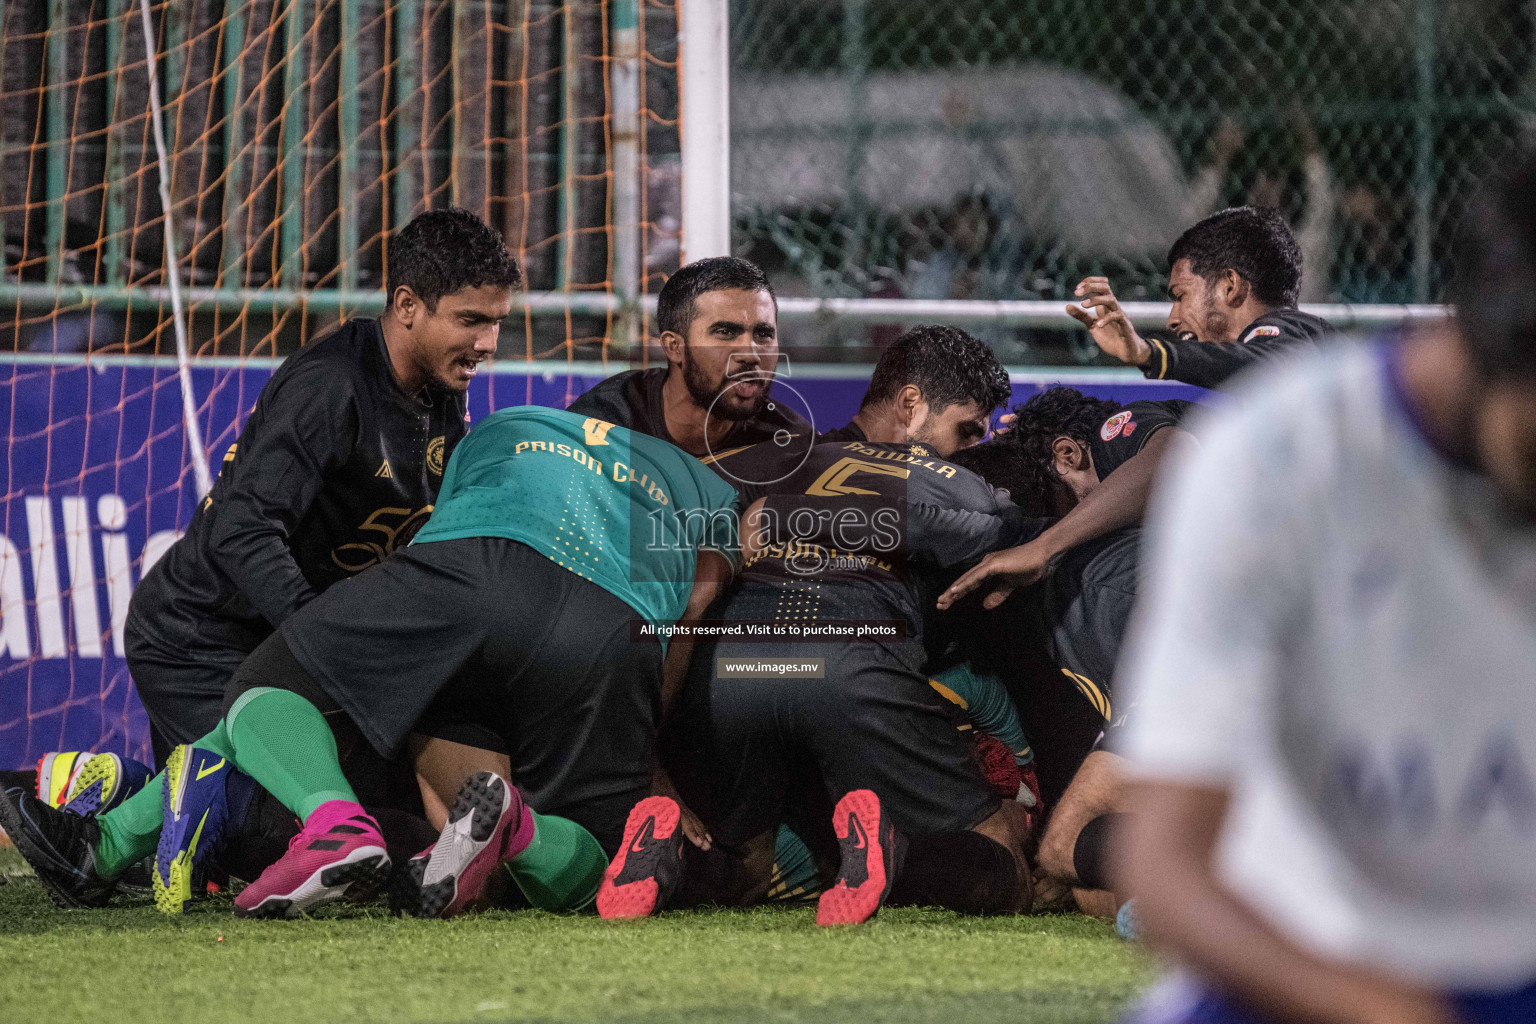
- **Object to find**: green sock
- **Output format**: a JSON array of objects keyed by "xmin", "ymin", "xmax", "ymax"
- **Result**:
[
  {"xmin": 95, "ymin": 723, "xmax": 237, "ymax": 877},
  {"xmin": 504, "ymin": 812, "xmax": 608, "ymax": 912},
  {"xmin": 225, "ymin": 687, "xmax": 357, "ymax": 822}
]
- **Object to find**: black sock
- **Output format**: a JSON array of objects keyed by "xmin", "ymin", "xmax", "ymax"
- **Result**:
[
  {"xmin": 214, "ymin": 786, "xmax": 301, "ymax": 883},
  {"xmin": 1072, "ymin": 813, "xmax": 1126, "ymax": 891},
  {"xmin": 672, "ymin": 842, "xmax": 747, "ymax": 908},
  {"xmin": 887, "ymin": 830, "xmax": 1018, "ymax": 915},
  {"xmin": 370, "ymin": 806, "xmax": 440, "ymax": 867}
]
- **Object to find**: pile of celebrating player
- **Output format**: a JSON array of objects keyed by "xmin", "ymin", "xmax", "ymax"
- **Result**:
[
  {"xmin": 8, "ymin": 156, "xmax": 1536, "ymax": 1023},
  {"xmin": 0, "ymin": 198, "xmax": 1305, "ymax": 924}
]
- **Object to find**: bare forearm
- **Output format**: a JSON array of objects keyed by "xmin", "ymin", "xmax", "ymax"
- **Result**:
[
  {"xmin": 1034, "ymin": 444, "xmax": 1162, "ymax": 559},
  {"xmin": 1140, "ymin": 868, "xmax": 1453, "ymax": 1024},
  {"xmin": 1126, "ymin": 784, "xmax": 1457, "ymax": 1024}
]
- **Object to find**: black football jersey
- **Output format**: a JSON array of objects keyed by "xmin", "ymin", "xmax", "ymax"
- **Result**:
[
  {"xmin": 566, "ymin": 367, "xmax": 809, "ymax": 457},
  {"xmin": 706, "ymin": 434, "xmax": 1038, "ymax": 640},
  {"xmin": 1088, "ymin": 400, "xmax": 1193, "ymax": 481},
  {"xmin": 128, "ymin": 318, "xmax": 467, "ymax": 655},
  {"xmin": 1139, "ymin": 308, "xmax": 1330, "ymax": 389}
]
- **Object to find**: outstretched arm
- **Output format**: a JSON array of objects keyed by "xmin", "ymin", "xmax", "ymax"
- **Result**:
[
  {"xmin": 1123, "ymin": 782, "xmax": 1459, "ymax": 1024},
  {"xmin": 1138, "ymin": 331, "xmax": 1316, "ymax": 389},
  {"xmin": 937, "ymin": 427, "xmax": 1185, "ymax": 611}
]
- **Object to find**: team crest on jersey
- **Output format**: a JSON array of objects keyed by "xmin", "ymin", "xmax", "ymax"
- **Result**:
[
  {"xmin": 1243, "ymin": 325, "xmax": 1281, "ymax": 342},
  {"xmin": 427, "ymin": 435, "xmax": 446, "ymax": 475},
  {"xmin": 1100, "ymin": 410, "xmax": 1133, "ymax": 441},
  {"xmin": 1122, "ymin": 420, "xmax": 1137, "ymax": 437}
]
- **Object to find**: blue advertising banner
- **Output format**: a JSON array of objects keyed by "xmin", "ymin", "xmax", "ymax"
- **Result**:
[{"xmin": 0, "ymin": 353, "xmax": 1203, "ymax": 768}]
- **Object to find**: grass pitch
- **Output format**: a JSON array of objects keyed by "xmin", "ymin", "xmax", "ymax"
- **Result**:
[{"xmin": 0, "ymin": 848, "xmax": 1150, "ymax": 1024}]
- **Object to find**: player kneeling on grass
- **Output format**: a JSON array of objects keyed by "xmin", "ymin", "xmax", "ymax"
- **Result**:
[
  {"xmin": 940, "ymin": 387, "xmax": 1195, "ymax": 919},
  {"xmin": 1114, "ymin": 159, "xmax": 1536, "ymax": 1024},
  {"xmin": 598, "ymin": 328, "xmax": 1038, "ymax": 926},
  {"xmin": 945, "ymin": 435, "xmax": 1157, "ymax": 921},
  {"xmin": 0, "ymin": 406, "xmax": 739, "ymax": 919}
]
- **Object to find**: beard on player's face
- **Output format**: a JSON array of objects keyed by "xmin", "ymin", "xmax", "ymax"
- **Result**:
[
  {"xmin": 908, "ymin": 400, "xmax": 989, "ymax": 458},
  {"xmin": 1190, "ymin": 285, "xmax": 1229, "ymax": 343},
  {"xmin": 682, "ymin": 344, "xmax": 772, "ymax": 422}
]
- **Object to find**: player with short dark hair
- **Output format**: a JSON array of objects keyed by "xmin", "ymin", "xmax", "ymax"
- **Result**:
[
  {"xmin": 1168, "ymin": 205, "xmax": 1303, "ymax": 310},
  {"xmin": 97, "ymin": 207, "xmax": 520, "ymax": 910},
  {"xmin": 0, "ymin": 406, "xmax": 740, "ymax": 920},
  {"xmin": 1115, "ymin": 158, "xmax": 1536, "ymax": 1024},
  {"xmin": 1072, "ymin": 205, "xmax": 1330, "ymax": 389},
  {"xmin": 597, "ymin": 326, "xmax": 1034, "ymax": 926},
  {"xmin": 859, "ymin": 324, "xmax": 1014, "ymax": 422},
  {"xmin": 568, "ymin": 256, "xmax": 807, "ymax": 458},
  {"xmin": 937, "ymin": 386, "xmax": 1193, "ymax": 614},
  {"xmin": 948, "ymin": 438, "xmax": 1146, "ymax": 917},
  {"xmin": 130, "ymin": 206, "xmax": 521, "ymax": 762}
]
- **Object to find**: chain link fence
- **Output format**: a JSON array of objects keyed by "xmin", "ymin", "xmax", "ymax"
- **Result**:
[
  {"xmin": 0, "ymin": 0, "xmax": 682, "ymax": 359},
  {"xmin": 3, "ymin": 2, "xmax": 1528, "ymax": 364},
  {"xmin": 731, "ymin": 0, "xmax": 1533, "ymax": 361}
]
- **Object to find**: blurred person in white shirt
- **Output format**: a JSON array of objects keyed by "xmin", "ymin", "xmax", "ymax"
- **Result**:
[{"xmin": 1114, "ymin": 157, "xmax": 1536, "ymax": 1024}]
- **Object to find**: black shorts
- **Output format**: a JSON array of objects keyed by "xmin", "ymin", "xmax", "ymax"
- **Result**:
[
  {"xmin": 264, "ymin": 536, "xmax": 663, "ymax": 853},
  {"xmin": 125, "ymin": 624, "xmax": 250, "ymax": 765},
  {"xmin": 1043, "ymin": 528, "xmax": 1140, "ymax": 743},
  {"xmin": 670, "ymin": 637, "xmax": 999, "ymax": 851}
]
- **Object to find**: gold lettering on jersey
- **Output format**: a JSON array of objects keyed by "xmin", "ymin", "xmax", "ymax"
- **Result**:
[
  {"xmin": 840, "ymin": 443, "xmax": 956, "ymax": 478},
  {"xmin": 612, "ymin": 461, "xmax": 670, "ymax": 506},
  {"xmin": 805, "ymin": 457, "xmax": 911, "ymax": 496},
  {"xmin": 375, "ymin": 459, "xmax": 394, "ymax": 479},
  {"xmin": 747, "ymin": 541, "xmax": 893, "ymax": 574},
  {"xmin": 514, "ymin": 438, "xmax": 602, "ymax": 474},
  {"xmin": 426, "ymin": 436, "xmax": 445, "ymax": 475},
  {"xmin": 582, "ymin": 418, "xmax": 614, "ymax": 446},
  {"xmin": 330, "ymin": 505, "xmax": 433, "ymax": 573}
]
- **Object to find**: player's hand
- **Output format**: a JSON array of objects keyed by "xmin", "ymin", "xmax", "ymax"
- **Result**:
[
  {"xmin": 991, "ymin": 411, "xmax": 1017, "ymax": 439},
  {"xmin": 651, "ymin": 764, "xmax": 712, "ymax": 851},
  {"xmin": 936, "ymin": 538, "xmax": 1058, "ymax": 611},
  {"xmin": 1068, "ymin": 277, "xmax": 1151, "ymax": 367}
]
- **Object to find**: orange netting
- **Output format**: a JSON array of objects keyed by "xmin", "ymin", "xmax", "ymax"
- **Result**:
[
  {"xmin": 0, "ymin": 0, "xmax": 683, "ymax": 361},
  {"xmin": 0, "ymin": 1, "xmax": 683, "ymax": 766}
]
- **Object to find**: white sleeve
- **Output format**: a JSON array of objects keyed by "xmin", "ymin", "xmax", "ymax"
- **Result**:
[{"xmin": 1116, "ymin": 395, "xmax": 1312, "ymax": 782}]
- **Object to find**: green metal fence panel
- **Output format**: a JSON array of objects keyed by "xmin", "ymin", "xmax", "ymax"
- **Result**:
[
  {"xmin": 3, "ymin": 1, "xmax": 1507, "ymax": 364},
  {"xmin": 729, "ymin": 0, "xmax": 1530, "ymax": 360}
]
